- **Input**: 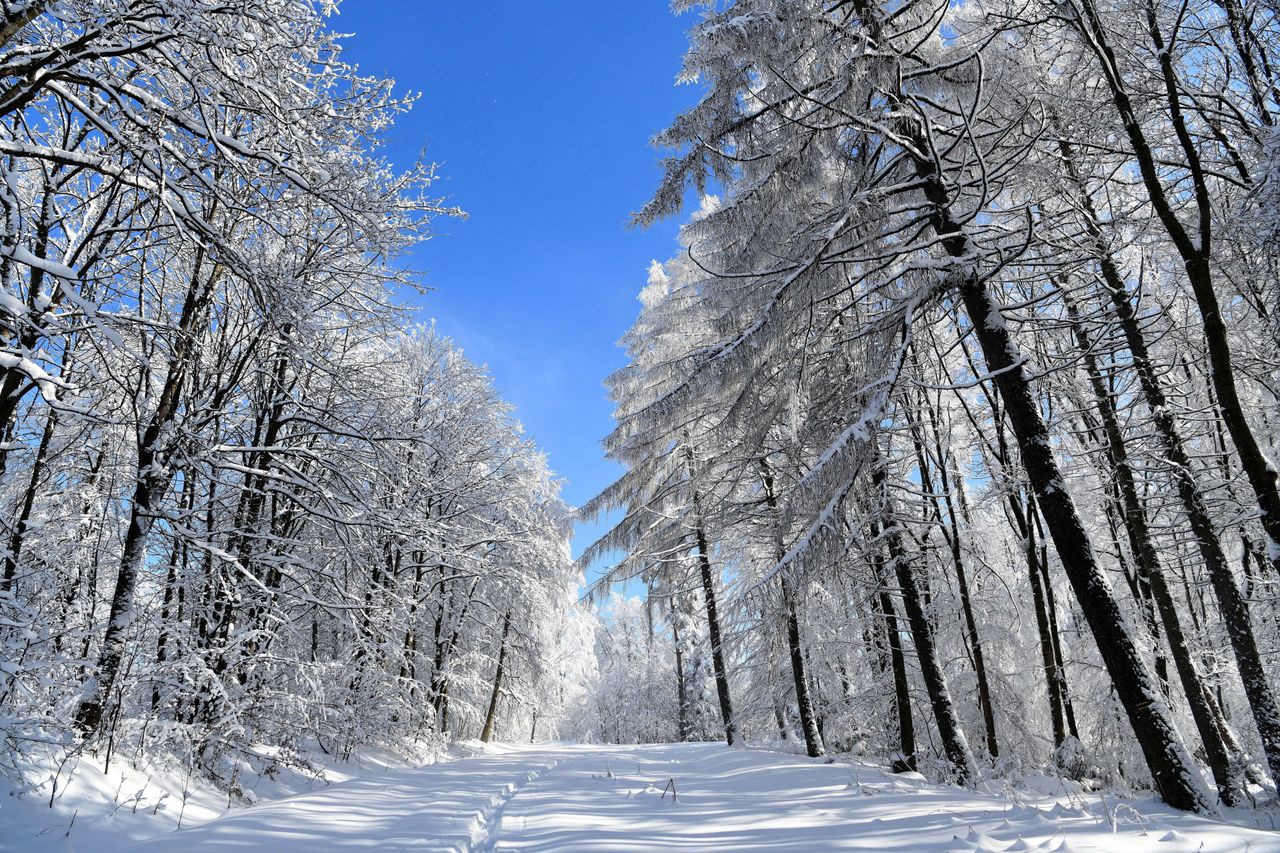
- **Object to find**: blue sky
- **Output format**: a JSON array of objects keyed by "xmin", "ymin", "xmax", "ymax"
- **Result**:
[{"xmin": 334, "ymin": 3, "xmax": 702, "ymax": 560}]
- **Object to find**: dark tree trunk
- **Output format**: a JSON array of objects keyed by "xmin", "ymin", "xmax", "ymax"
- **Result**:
[
  {"xmin": 671, "ymin": 600, "xmax": 691, "ymax": 741},
  {"xmin": 151, "ymin": 551, "xmax": 181, "ymax": 715},
  {"xmin": 679, "ymin": 441, "xmax": 737, "ymax": 746},
  {"xmin": 1031, "ymin": 508, "xmax": 1080, "ymax": 741},
  {"xmin": 869, "ymin": 545, "xmax": 916, "ymax": 773},
  {"xmin": 400, "ymin": 555, "xmax": 426, "ymax": 686},
  {"xmin": 0, "ymin": 202, "xmax": 55, "ymax": 470},
  {"xmin": 760, "ymin": 460, "xmax": 824, "ymax": 757},
  {"xmin": 871, "ymin": 458, "xmax": 977, "ymax": 784},
  {"xmin": 908, "ymin": 404, "xmax": 998, "ymax": 759},
  {"xmin": 151, "ymin": 476, "xmax": 192, "ymax": 715},
  {"xmin": 1100, "ymin": 487, "xmax": 1170, "ymax": 697},
  {"xmin": 74, "ymin": 458, "xmax": 167, "ymax": 734},
  {"xmin": 1020, "ymin": 494, "xmax": 1066, "ymax": 749},
  {"xmin": 693, "ymin": 517, "xmax": 737, "ymax": 745},
  {"xmin": 784, "ymin": 593, "xmax": 824, "ymax": 757},
  {"xmin": 480, "ymin": 610, "xmax": 512, "ymax": 743},
  {"xmin": 429, "ymin": 574, "xmax": 480, "ymax": 734}
]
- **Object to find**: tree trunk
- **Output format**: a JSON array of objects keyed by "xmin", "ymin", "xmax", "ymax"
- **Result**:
[
  {"xmin": 1019, "ymin": 495, "xmax": 1066, "ymax": 749},
  {"xmin": 151, "ymin": 476, "xmax": 192, "ymax": 716},
  {"xmin": 870, "ymin": 544, "xmax": 916, "ymax": 773},
  {"xmin": 74, "ymin": 464, "xmax": 165, "ymax": 733},
  {"xmin": 693, "ymin": 517, "xmax": 737, "ymax": 745},
  {"xmin": 479, "ymin": 610, "xmax": 511, "ymax": 743},
  {"xmin": 784, "ymin": 593, "xmax": 824, "ymax": 757},
  {"xmin": 871, "ymin": 458, "xmax": 977, "ymax": 784},
  {"xmin": 671, "ymin": 600, "xmax": 691, "ymax": 741},
  {"xmin": 1032, "ymin": 507, "xmax": 1080, "ymax": 741},
  {"xmin": 909, "ymin": 403, "xmax": 998, "ymax": 759},
  {"xmin": 760, "ymin": 460, "xmax": 824, "ymax": 757}
]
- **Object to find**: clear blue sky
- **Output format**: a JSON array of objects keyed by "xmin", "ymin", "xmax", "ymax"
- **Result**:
[{"xmin": 335, "ymin": 3, "xmax": 701, "ymax": 559}]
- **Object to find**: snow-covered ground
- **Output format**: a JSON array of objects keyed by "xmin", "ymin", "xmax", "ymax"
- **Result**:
[
  {"xmin": 0, "ymin": 740, "xmax": 443, "ymax": 853},
  {"xmin": 6, "ymin": 742, "xmax": 1279, "ymax": 852}
]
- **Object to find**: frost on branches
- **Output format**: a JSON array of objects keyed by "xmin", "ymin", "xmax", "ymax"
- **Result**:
[
  {"xmin": 0, "ymin": 0, "xmax": 584, "ymax": 795},
  {"xmin": 582, "ymin": 0, "xmax": 1280, "ymax": 815}
]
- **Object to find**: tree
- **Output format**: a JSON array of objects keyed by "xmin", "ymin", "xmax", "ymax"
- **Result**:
[{"xmin": 619, "ymin": 0, "xmax": 1218, "ymax": 809}]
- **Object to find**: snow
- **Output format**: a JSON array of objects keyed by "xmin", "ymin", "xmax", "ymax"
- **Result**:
[
  {"xmin": 0, "ymin": 243, "xmax": 78, "ymax": 282},
  {"xmin": 7, "ymin": 743, "xmax": 1275, "ymax": 852},
  {"xmin": 0, "ymin": 350, "xmax": 65, "ymax": 402},
  {"xmin": 0, "ymin": 741, "xmax": 442, "ymax": 853}
]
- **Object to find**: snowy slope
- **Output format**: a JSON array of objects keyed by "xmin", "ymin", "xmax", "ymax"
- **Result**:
[
  {"xmin": 8, "ymin": 743, "xmax": 1278, "ymax": 852},
  {"xmin": 0, "ymin": 742, "xmax": 442, "ymax": 853}
]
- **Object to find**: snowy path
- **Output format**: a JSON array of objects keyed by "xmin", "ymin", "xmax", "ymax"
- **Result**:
[{"xmin": 119, "ymin": 742, "xmax": 1276, "ymax": 852}]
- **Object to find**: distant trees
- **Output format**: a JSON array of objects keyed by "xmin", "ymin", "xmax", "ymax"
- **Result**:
[
  {"xmin": 584, "ymin": 0, "xmax": 1279, "ymax": 812},
  {"xmin": 0, "ymin": 1, "xmax": 579, "ymax": 784}
]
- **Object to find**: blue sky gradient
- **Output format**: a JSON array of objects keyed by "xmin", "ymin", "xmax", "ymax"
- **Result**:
[{"xmin": 336, "ymin": 3, "xmax": 703, "ymax": 560}]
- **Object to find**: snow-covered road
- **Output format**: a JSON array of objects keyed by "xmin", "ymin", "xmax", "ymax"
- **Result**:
[{"xmin": 120, "ymin": 742, "xmax": 1275, "ymax": 852}]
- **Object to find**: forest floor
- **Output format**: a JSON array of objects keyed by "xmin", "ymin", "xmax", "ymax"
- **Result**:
[{"xmin": 7, "ymin": 741, "xmax": 1280, "ymax": 852}]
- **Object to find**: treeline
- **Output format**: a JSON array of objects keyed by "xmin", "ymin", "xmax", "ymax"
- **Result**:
[
  {"xmin": 582, "ymin": 0, "xmax": 1280, "ymax": 812},
  {"xmin": 0, "ymin": 1, "xmax": 578, "ymax": 783}
]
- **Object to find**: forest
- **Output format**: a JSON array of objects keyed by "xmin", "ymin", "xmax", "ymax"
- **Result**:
[
  {"xmin": 0, "ymin": 0, "xmax": 584, "ymax": 784},
  {"xmin": 1, "ymin": 0, "xmax": 1279, "ymax": 850},
  {"xmin": 583, "ymin": 0, "xmax": 1280, "ymax": 814}
]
